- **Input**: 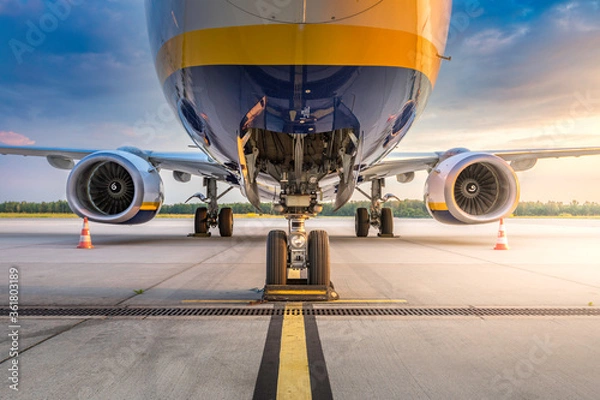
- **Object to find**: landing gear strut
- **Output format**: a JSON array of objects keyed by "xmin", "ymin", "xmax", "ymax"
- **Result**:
[
  {"xmin": 355, "ymin": 178, "xmax": 399, "ymax": 237},
  {"xmin": 187, "ymin": 178, "xmax": 234, "ymax": 237},
  {"xmin": 256, "ymin": 128, "xmax": 343, "ymax": 300}
]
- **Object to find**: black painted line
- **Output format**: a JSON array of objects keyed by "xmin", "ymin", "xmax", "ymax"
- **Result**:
[
  {"xmin": 305, "ymin": 304, "xmax": 334, "ymax": 400},
  {"xmin": 253, "ymin": 306, "xmax": 284, "ymax": 400}
]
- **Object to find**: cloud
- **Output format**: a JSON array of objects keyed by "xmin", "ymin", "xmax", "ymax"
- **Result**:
[
  {"xmin": 407, "ymin": 0, "xmax": 600, "ymax": 153},
  {"xmin": 0, "ymin": 131, "xmax": 35, "ymax": 145},
  {"xmin": 464, "ymin": 26, "xmax": 529, "ymax": 55},
  {"xmin": 0, "ymin": 1, "xmax": 165, "ymax": 148},
  {"xmin": 550, "ymin": 1, "xmax": 600, "ymax": 32}
]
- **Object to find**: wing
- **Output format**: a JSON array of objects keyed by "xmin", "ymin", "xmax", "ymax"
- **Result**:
[
  {"xmin": 144, "ymin": 151, "xmax": 237, "ymax": 182},
  {"xmin": 0, "ymin": 145, "xmax": 237, "ymax": 182},
  {"xmin": 0, "ymin": 145, "xmax": 94, "ymax": 159},
  {"xmin": 359, "ymin": 147, "xmax": 600, "ymax": 181},
  {"xmin": 359, "ymin": 152, "xmax": 441, "ymax": 181},
  {"xmin": 5, "ymin": 144, "xmax": 600, "ymax": 185}
]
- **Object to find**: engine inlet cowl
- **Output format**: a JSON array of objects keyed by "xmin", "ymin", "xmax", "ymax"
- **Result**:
[
  {"xmin": 425, "ymin": 153, "xmax": 520, "ymax": 225},
  {"xmin": 67, "ymin": 150, "xmax": 164, "ymax": 224}
]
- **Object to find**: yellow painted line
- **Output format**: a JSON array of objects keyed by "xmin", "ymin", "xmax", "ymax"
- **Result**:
[
  {"xmin": 277, "ymin": 303, "xmax": 311, "ymax": 400},
  {"xmin": 156, "ymin": 24, "xmax": 442, "ymax": 86},
  {"xmin": 182, "ymin": 298, "xmax": 406, "ymax": 304},
  {"xmin": 428, "ymin": 202, "xmax": 449, "ymax": 211},
  {"xmin": 181, "ymin": 299, "xmax": 255, "ymax": 304},
  {"xmin": 140, "ymin": 202, "xmax": 161, "ymax": 211},
  {"xmin": 267, "ymin": 290, "xmax": 326, "ymax": 296},
  {"xmin": 332, "ymin": 299, "xmax": 408, "ymax": 304}
]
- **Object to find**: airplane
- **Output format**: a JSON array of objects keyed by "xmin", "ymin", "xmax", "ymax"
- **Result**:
[{"xmin": 2, "ymin": 0, "xmax": 600, "ymax": 291}]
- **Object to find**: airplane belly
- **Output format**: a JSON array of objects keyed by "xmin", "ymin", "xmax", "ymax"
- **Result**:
[{"xmin": 162, "ymin": 65, "xmax": 432, "ymax": 167}]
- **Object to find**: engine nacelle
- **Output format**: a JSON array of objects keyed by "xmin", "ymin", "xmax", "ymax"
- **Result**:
[
  {"xmin": 425, "ymin": 152, "xmax": 520, "ymax": 225},
  {"xmin": 67, "ymin": 150, "xmax": 164, "ymax": 224}
]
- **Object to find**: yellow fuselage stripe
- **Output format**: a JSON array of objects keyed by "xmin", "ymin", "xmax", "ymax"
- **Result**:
[
  {"xmin": 278, "ymin": 303, "xmax": 311, "ymax": 400},
  {"xmin": 157, "ymin": 24, "xmax": 441, "ymax": 86}
]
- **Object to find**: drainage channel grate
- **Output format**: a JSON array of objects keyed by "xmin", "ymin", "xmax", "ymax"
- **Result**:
[{"xmin": 2, "ymin": 307, "xmax": 600, "ymax": 317}]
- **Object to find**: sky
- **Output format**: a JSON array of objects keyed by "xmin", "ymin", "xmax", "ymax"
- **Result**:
[{"xmin": 0, "ymin": 0, "xmax": 599, "ymax": 204}]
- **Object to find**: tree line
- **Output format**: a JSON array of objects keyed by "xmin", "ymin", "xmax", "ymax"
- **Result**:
[
  {"xmin": 0, "ymin": 201, "xmax": 73, "ymax": 214},
  {"xmin": 2, "ymin": 200, "xmax": 600, "ymax": 217},
  {"xmin": 160, "ymin": 199, "xmax": 431, "ymax": 217}
]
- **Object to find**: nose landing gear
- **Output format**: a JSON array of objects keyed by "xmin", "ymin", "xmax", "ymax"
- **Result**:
[{"xmin": 264, "ymin": 213, "xmax": 338, "ymax": 301}]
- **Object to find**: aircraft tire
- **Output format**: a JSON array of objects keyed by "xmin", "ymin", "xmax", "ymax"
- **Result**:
[
  {"xmin": 380, "ymin": 207, "xmax": 394, "ymax": 236},
  {"xmin": 355, "ymin": 208, "xmax": 370, "ymax": 237},
  {"xmin": 194, "ymin": 207, "xmax": 209, "ymax": 234},
  {"xmin": 266, "ymin": 230, "xmax": 287, "ymax": 285},
  {"xmin": 308, "ymin": 230, "xmax": 330, "ymax": 285},
  {"xmin": 218, "ymin": 207, "xmax": 234, "ymax": 237}
]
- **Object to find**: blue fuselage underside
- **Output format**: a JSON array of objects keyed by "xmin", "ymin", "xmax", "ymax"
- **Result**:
[{"xmin": 163, "ymin": 65, "xmax": 432, "ymax": 171}]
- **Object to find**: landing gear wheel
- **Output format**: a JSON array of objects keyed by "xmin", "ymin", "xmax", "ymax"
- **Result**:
[
  {"xmin": 266, "ymin": 230, "xmax": 287, "ymax": 285},
  {"xmin": 194, "ymin": 207, "xmax": 209, "ymax": 234},
  {"xmin": 355, "ymin": 208, "xmax": 370, "ymax": 237},
  {"xmin": 308, "ymin": 230, "xmax": 330, "ymax": 285},
  {"xmin": 218, "ymin": 207, "xmax": 233, "ymax": 237},
  {"xmin": 379, "ymin": 207, "xmax": 393, "ymax": 236}
]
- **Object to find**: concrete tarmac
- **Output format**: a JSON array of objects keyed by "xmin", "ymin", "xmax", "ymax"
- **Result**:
[{"xmin": 1, "ymin": 217, "xmax": 599, "ymax": 399}]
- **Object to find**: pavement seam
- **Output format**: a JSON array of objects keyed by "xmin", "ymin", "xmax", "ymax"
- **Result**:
[
  {"xmin": 0, "ymin": 318, "xmax": 90, "ymax": 365},
  {"xmin": 114, "ymin": 240, "xmax": 253, "ymax": 306},
  {"xmin": 0, "ymin": 240, "xmax": 83, "ymax": 251}
]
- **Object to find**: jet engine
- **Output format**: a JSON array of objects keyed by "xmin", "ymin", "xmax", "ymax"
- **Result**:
[
  {"xmin": 425, "ymin": 152, "xmax": 520, "ymax": 224},
  {"xmin": 67, "ymin": 150, "xmax": 164, "ymax": 224}
]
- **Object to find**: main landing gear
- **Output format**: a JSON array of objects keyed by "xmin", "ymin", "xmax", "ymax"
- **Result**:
[
  {"xmin": 186, "ymin": 178, "xmax": 234, "ymax": 237},
  {"xmin": 355, "ymin": 178, "xmax": 399, "ymax": 238}
]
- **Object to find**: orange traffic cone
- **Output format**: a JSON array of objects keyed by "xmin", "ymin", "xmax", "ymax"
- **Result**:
[
  {"xmin": 494, "ymin": 218, "xmax": 509, "ymax": 250},
  {"xmin": 77, "ymin": 217, "xmax": 94, "ymax": 249}
]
